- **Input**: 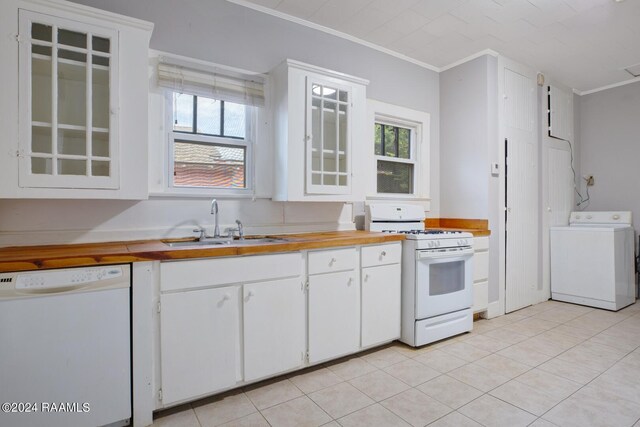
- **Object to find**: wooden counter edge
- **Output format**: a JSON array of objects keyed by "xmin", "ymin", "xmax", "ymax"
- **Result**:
[{"xmin": 0, "ymin": 231, "xmax": 405, "ymax": 272}]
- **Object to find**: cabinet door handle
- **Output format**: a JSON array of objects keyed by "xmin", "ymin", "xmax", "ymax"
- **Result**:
[
  {"xmin": 247, "ymin": 291, "xmax": 255, "ymax": 298},
  {"xmin": 364, "ymin": 274, "xmax": 369, "ymax": 281},
  {"xmin": 347, "ymin": 277, "xmax": 353, "ymax": 286},
  {"xmin": 330, "ymin": 257, "xmax": 336, "ymax": 265},
  {"xmin": 381, "ymin": 251, "xmax": 387, "ymax": 257},
  {"xmin": 222, "ymin": 293, "xmax": 230, "ymax": 301}
]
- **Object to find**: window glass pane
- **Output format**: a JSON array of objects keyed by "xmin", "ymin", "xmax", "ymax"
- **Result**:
[
  {"xmin": 58, "ymin": 49, "xmax": 86, "ymax": 62},
  {"xmin": 92, "ymin": 160, "xmax": 110, "ymax": 177},
  {"xmin": 377, "ymin": 160, "xmax": 413, "ymax": 194},
  {"xmin": 223, "ymin": 101, "xmax": 245, "ymax": 138},
  {"xmin": 196, "ymin": 96, "xmax": 221, "ymax": 135},
  {"xmin": 58, "ymin": 51, "xmax": 86, "ymax": 127},
  {"xmin": 58, "ymin": 29, "xmax": 86, "ymax": 49},
  {"xmin": 173, "ymin": 93, "xmax": 193, "ymax": 132},
  {"xmin": 32, "ymin": 23, "xmax": 52, "ymax": 42},
  {"xmin": 383, "ymin": 125, "xmax": 397, "ymax": 157},
  {"xmin": 32, "ymin": 45, "xmax": 51, "ymax": 56},
  {"xmin": 32, "ymin": 46, "xmax": 52, "ymax": 124},
  {"xmin": 58, "ymin": 128, "xmax": 86, "ymax": 156},
  {"xmin": 31, "ymin": 157, "xmax": 52, "ymax": 175},
  {"xmin": 92, "ymin": 56, "xmax": 109, "ymax": 67},
  {"xmin": 374, "ymin": 123, "xmax": 382, "ymax": 155},
  {"xmin": 173, "ymin": 141, "xmax": 245, "ymax": 188},
  {"xmin": 93, "ymin": 67, "xmax": 109, "ymax": 129},
  {"xmin": 92, "ymin": 36, "xmax": 110, "ymax": 53},
  {"xmin": 338, "ymin": 104, "xmax": 347, "ymax": 153},
  {"xmin": 58, "ymin": 158, "xmax": 86, "ymax": 175},
  {"xmin": 311, "ymin": 97, "xmax": 321, "ymax": 155},
  {"xmin": 32, "ymin": 126, "xmax": 52, "ymax": 154},
  {"xmin": 92, "ymin": 131, "xmax": 109, "ymax": 157},
  {"xmin": 398, "ymin": 128, "xmax": 410, "ymax": 159}
]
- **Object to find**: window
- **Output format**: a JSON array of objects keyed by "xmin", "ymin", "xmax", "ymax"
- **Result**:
[
  {"xmin": 367, "ymin": 100, "xmax": 430, "ymax": 201},
  {"xmin": 375, "ymin": 123, "xmax": 414, "ymax": 194},
  {"xmin": 171, "ymin": 93, "xmax": 250, "ymax": 189},
  {"xmin": 156, "ymin": 58, "xmax": 265, "ymax": 195}
]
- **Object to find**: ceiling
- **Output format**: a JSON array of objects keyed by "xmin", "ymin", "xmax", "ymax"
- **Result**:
[{"xmin": 231, "ymin": 0, "xmax": 640, "ymax": 93}]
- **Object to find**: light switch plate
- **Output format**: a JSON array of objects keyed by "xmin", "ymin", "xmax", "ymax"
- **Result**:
[{"xmin": 491, "ymin": 163, "xmax": 500, "ymax": 176}]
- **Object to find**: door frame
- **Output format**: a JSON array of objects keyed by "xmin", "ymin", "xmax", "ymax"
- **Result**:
[{"xmin": 540, "ymin": 81, "xmax": 575, "ymax": 305}]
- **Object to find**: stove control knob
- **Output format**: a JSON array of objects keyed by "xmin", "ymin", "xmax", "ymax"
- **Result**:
[
  {"xmin": 428, "ymin": 241, "xmax": 434, "ymax": 248},
  {"xmin": 436, "ymin": 241, "xmax": 441, "ymax": 247}
]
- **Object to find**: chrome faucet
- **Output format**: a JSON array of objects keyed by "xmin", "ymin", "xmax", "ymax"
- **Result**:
[
  {"xmin": 211, "ymin": 198, "xmax": 220, "ymax": 238},
  {"xmin": 225, "ymin": 219, "xmax": 245, "ymax": 240},
  {"xmin": 235, "ymin": 219, "xmax": 244, "ymax": 240}
]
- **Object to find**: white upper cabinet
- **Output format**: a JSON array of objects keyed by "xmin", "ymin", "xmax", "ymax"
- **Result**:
[
  {"xmin": 0, "ymin": 0, "xmax": 153, "ymax": 199},
  {"xmin": 271, "ymin": 60, "xmax": 368, "ymax": 201}
]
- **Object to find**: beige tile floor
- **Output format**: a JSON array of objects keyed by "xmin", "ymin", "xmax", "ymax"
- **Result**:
[{"xmin": 153, "ymin": 300, "xmax": 640, "ymax": 427}]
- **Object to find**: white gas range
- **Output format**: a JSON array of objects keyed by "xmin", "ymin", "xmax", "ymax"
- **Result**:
[{"xmin": 366, "ymin": 204, "xmax": 474, "ymax": 347}]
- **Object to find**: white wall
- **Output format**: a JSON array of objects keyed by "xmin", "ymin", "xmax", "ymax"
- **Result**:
[
  {"xmin": 577, "ymin": 81, "xmax": 640, "ymax": 239},
  {"xmin": 0, "ymin": 0, "xmax": 440, "ymax": 246},
  {"xmin": 439, "ymin": 55, "xmax": 500, "ymax": 303}
]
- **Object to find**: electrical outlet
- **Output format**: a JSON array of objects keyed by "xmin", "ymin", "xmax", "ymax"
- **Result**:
[{"xmin": 584, "ymin": 175, "xmax": 594, "ymax": 186}]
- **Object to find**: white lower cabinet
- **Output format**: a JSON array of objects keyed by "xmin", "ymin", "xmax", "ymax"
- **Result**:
[
  {"xmin": 361, "ymin": 243, "xmax": 402, "ymax": 347},
  {"xmin": 473, "ymin": 237, "xmax": 490, "ymax": 313},
  {"xmin": 156, "ymin": 244, "xmax": 402, "ymax": 408},
  {"xmin": 243, "ymin": 277, "xmax": 306, "ymax": 381},
  {"xmin": 160, "ymin": 286, "xmax": 239, "ymax": 406},
  {"xmin": 362, "ymin": 263, "xmax": 401, "ymax": 347},
  {"xmin": 308, "ymin": 270, "xmax": 360, "ymax": 363}
]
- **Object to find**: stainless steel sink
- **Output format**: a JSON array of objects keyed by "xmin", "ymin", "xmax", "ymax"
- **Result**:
[
  {"xmin": 233, "ymin": 238, "xmax": 289, "ymax": 245},
  {"xmin": 164, "ymin": 237, "xmax": 289, "ymax": 248},
  {"xmin": 164, "ymin": 239, "xmax": 231, "ymax": 247}
]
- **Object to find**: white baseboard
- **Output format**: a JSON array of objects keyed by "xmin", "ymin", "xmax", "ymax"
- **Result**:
[{"xmin": 485, "ymin": 300, "xmax": 504, "ymax": 319}]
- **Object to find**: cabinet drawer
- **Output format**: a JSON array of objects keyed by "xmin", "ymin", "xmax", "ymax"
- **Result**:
[
  {"xmin": 473, "ymin": 250, "xmax": 489, "ymax": 282},
  {"xmin": 161, "ymin": 252, "xmax": 303, "ymax": 292},
  {"xmin": 361, "ymin": 243, "xmax": 401, "ymax": 268},
  {"xmin": 473, "ymin": 237, "xmax": 489, "ymax": 251},
  {"xmin": 308, "ymin": 247, "xmax": 357, "ymax": 275}
]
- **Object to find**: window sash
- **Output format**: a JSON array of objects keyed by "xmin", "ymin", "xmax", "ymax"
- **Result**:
[
  {"xmin": 173, "ymin": 93, "xmax": 247, "ymax": 140},
  {"xmin": 373, "ymin": 120, "xmax": 419, "ymax": 196}
]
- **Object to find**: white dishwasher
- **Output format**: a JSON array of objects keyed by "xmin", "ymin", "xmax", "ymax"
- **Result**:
[{"xmin": 0, "ymin": 265, "xmax": 131, "ymax": 427}]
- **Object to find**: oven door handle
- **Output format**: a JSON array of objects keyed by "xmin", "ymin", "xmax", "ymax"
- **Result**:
[{"xmin": 417, "ymin": 247, "xmax": 474, "ymax": 259}]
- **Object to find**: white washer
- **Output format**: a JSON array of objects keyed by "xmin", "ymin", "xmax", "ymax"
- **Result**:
[{"xmin": 550, "ymin": 211, "xmax": 636, "ymax": 311}]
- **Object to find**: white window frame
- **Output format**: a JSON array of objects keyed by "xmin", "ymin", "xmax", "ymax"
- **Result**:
[
  {"xmin": 367, "ymin": 99, "xmax": 430, "ymax": 202},
  {"xmin": 165, "ymin": 92, "xmax": 256, "ymax": 197}
]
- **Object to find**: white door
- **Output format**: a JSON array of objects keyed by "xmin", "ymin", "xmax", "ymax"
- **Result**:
[
  {"xmin": 243, "ymin": 277, "xmax": 305, "ymax": 381},
  {"xmin": 504, "ymin": 65, "xmax": 539, "ymax": 313},
  {"xmin": 160, "ymin": 286, "xmax": 239, "ymax": 405},
  {"xmin": 308, "ymin": 270, "xmax": 360, "ymax": 363},
  {"xmin": 361, "ymin": 264, "xmax": 401, "ymax": 347}
]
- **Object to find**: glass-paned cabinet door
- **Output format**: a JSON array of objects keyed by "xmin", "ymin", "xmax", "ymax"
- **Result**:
[
  {"xmin": 305, "ymin": 76, "xmax": 351, "ymax": 195},
  {"xmin": 18, "ymin": 10, "xmax": 119, "ymax": 189}
]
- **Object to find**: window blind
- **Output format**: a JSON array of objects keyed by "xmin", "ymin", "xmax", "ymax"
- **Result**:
[{"xmin": 157, "ymin": 60, "xmax": 265, "ymax": 107}]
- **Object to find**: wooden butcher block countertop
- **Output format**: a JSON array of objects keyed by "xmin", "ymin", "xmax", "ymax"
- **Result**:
[
  {"xmin": 425, "ymin": 218, "xmax": 491, "ymax": 237},
  {"xmin": 0, "ymin": 231, "xmax": 405, "ymax": 273}
]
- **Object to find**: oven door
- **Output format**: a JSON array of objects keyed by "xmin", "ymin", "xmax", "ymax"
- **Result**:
[{"xmin": 415, "ymin": 247, "xmax": 473, "ymax": 319}]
